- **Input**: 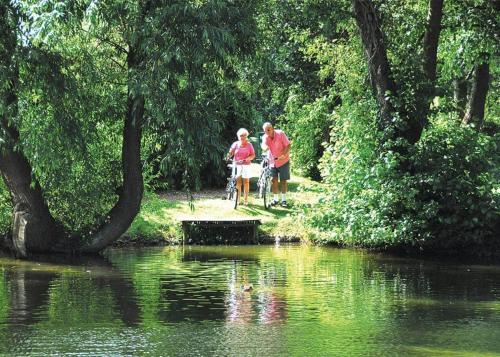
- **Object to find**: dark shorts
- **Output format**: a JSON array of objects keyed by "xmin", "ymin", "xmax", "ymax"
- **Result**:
[{"xmin": 271, "ymin": 161, "xmax": 290, "ymax": 181}]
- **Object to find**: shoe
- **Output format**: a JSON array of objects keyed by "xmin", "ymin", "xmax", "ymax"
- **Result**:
[
  {"xmin": 281, "ymin": 201, "xmax": 288, "ymax": 208},
  {"xmin": 270, "ymin": 200, "xmax": 279, "ymax": 206}
]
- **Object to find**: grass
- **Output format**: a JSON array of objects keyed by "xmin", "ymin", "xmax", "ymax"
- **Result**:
[{"xmin": 126, "ymin": 174, "xmax": 323, "ymax": 244}]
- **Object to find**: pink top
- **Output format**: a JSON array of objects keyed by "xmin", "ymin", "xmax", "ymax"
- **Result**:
[
  {"xmin": 230, "ymin": 141, "xmax": 255, "ymax": 165},
  {"xmin": 262, "ymin": 129, "xmax": 290, "ymax": 168}
]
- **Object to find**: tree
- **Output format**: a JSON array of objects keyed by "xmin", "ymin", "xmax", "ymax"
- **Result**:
[
  {"xmin": 0, "ymin": 0, "xmax": 257, "ymax": 257},
  {"xmin": 0, "ymin": 0, "xmax": 145, "ymax": 256},
  {"xmin": 309, "ymin": 0, "xmax": 498, "ymax": 254},
  {"xmin": 1, "ymin": 3, "xmax": 60, "ymax": 256},
  {"xmin": 462, "ymin": 58, "xmax": 490, "ymax": 128},
  {"xmin": 352, "ymin": 0, "xmax": 443, "ymax": 146},
  {"xmin": 440, "ymin": 0, "xmax": 498, "ymax": 129}
]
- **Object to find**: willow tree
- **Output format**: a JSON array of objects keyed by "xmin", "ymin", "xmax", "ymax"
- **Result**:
[{"xmin": 0, "ymin": 0, "xmax": 256, "ymax": 258}]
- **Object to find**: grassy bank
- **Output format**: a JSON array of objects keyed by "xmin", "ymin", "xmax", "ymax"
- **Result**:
[{"xmin": 125, "ymin": 175, "xmax": 323, "ymax": 245}]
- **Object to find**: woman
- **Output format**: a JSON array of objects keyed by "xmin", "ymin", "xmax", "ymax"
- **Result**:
[{"xmin": 227, "ymin": 128, "xmax": 255, "ymax": 205}]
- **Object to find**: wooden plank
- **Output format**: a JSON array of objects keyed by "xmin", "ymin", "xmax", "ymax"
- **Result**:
[{"xmin": 181, "ymin": 219, "xmax": 261, "ymax": 245}]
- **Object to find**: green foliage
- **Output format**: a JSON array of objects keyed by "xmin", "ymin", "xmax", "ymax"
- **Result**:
[
  {"xmin": 412, "ymin": 116, "xmax": 500, "ymax": 251},
  {"xmin": 144, "ymin": 80, "xmax": 259, "ymax": 190},
  {"xmin": 0, "ymin": 179, "xmax": 11, "ymax": 236},
  {"xmin": 281, "ymin": 90, "xmax": 334, "ymax": 180},
  {"xmin": 139, "ymin": 0, "xmax": 260, "ymax": 189},
  {"xmin": 16, "ymin": 25, "xmax": 125, "ymax": 236},
  {"xmin": 294, "ymin": 0, "xmax": 500, "ymax": 257},
  {"xmin": 311, "ymin": 101, "xmax": 499, "ymax": 255},
  {"xmin": 242, "ymin": 0, "xmax": 351, "ymax": 180}
]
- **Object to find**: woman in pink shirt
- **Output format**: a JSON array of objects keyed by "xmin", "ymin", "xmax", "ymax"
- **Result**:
[{"xmin": 227, "ymin": 128, "xmax": 255, "ymax": 205}]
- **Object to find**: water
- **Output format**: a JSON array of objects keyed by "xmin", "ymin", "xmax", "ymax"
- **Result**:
[{"xmin": 0, "ymin": 245, "xmax": 499, "ymax": 356}]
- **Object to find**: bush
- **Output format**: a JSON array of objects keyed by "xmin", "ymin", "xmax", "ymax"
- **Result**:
[
  {"xmin": 412, "ymin": 115, "xmax": 500, "ymax": 253},
  {"xmin": 282, "ymin": 91, "xmax": 334, "ymax": 180},
  {"xmin": 308, "ymin": 100, "xmax": 500, "ymax": 257}
]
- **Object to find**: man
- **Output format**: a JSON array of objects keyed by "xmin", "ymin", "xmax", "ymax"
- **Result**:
[{"xmin": 261, "ymin": 122, "xmax": 291, "ymax": 207}]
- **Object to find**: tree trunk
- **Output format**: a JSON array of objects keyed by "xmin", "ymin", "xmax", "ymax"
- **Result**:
[
  {"xmin": 0, "ymin": 146, "xmax": 60, "ymax": 257},
  {"xmin": 463, "ymin": 60, "xmax": 490, "ymax": 129},
  {"xmin": 406, "ymin": 0, "xmax": 444, "ymax": 144},
  {"xmin": 79, "ymin": 48, "xmax": 144, "ymax": 253},
  {"xmin": 352, "ymin": 0, "xmax": 397, "ymax": 135},
  {"xmin": 353, "ymin": 0, "xmax": 443, "ymax": 146},
  {"xmin": 453, "ymin": 77, "xmax": 468, "ymax": 118},
  {"xmin": 422, "ymin": 0, "xmax": 443, "ymax": 84},
  {"xmin": 1, "ymin": 4, "xmax": 59, "ymax": 258}
]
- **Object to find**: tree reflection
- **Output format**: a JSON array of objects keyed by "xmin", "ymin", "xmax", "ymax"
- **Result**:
[
  {"xmin": 1, "ymin": 246, "xmax": 499, "ymax": 356},
  {"xmin": 0, "ymin": 255, "xmax": 140, "ymax": 329}
]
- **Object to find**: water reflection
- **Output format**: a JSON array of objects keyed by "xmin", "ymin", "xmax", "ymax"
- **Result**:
[
  {"xmin": 0, "ymin": 246, "xmax": 499, "ymax": 356},
  {"xmin": 0, "ymin": 255, "xmax": 140, "ymax": 328},
  {"xmin": 5, "ymin": 268, "xmax": 57, "ymax": 325}
]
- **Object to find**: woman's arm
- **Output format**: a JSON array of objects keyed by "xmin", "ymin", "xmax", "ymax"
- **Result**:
[
  {"xmin": 245, "ymin": 153, "xmax": 256, "ymax": 163},
  {"xmin": 226, "ymin": 146, "xmax": 235, "ymax": 160},
  {"xmin": 245, "ymin": 143, "xmax": 256, "ymax": 163}
]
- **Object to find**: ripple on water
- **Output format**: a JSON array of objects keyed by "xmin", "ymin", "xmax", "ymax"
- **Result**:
[{"xmin": 0, "ymin": 245, "xmax": 499, "ymax": 356}]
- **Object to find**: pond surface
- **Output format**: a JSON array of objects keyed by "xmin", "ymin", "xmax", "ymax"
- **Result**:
[{"xmin": 1, "ymin": 245, "xmax": 499, "ymax": 356}]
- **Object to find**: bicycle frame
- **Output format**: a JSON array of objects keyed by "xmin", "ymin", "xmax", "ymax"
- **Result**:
[{"xmin": 226, "ymin": 159, "xmax": 241, "ymax": 209}]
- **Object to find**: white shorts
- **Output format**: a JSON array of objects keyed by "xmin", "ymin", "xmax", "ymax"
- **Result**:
[{"xmin": 236, "ymin": 165, "xmax": 252, "ymax": 179}]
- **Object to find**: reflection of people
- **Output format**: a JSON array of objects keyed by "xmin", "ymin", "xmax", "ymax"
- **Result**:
[
  {"xmin": 257, "ymin": 268, "xmax": 287, "ymax": 324},
  {"xmin": 261, "ymin": 122, "xmax": 291, "ymax": 207},
  {"xmin": 258, "ymin": 290, "xmax": 286, "ymax": 324},
  {"xmin": 226, "ymin": 289, "xmax": 254, "ymax": 324},
  {"xmin": 226, "ymin": 267, "xmax": 255, "ymax": 324},
  {"xmin": 227, "ymin": 128, "xmax": 255, "ymax": 205}
]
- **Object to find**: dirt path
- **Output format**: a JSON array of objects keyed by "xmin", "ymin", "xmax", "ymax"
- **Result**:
[{"xmin": 158, "ymin": 190, "xmax": 226, "ymax": 201}]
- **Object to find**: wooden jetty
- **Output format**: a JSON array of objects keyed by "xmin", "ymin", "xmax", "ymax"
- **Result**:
[{"xmin": 181, "ymin": 219, "xmax": 261, "ymax": 245}]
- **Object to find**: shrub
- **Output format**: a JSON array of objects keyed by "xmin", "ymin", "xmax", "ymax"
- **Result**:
[
  {"xmin": 282, "ymin": 90, "xmax": 334, "ymax": 180},
  {"xmin": 308, "ymin": 100, "xmax": 500, "ymax": 257}
]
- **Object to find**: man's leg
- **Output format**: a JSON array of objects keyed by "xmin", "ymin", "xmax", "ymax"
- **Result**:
[
  {"xmin": 280, "ymin": 180, "xmax": 287, "ymax": 194},
  {"xmin": 271, "ymin": 177, "xmax": 279, "ymax": 204},
  {"xmin": 270, "ymin": 167, "xmax": 280, "ymax": 205},
  {"xmin": 272, "ymin": 177, "xmax": 279, "ymax": 194},
  {"xmin": 278, "ymin": 162, "xmax": 290, "ymax": 207}
]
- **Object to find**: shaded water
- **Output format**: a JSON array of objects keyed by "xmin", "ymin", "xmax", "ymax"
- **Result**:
[{"xmin": 0, "ymin": 245, "xmax": 499, "ymax": 356}]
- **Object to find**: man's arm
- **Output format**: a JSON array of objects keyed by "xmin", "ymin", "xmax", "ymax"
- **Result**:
[
  {"xmin": 276, "ymin": 143, "xmax": 291, "ymax": 160},
  {"xmin": 261, "ymin": 136, "xmax": 269, "ymax": 152}
]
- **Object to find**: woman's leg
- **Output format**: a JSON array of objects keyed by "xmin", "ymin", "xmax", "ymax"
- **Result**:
[
  {"xmin": 243, "ymin": 178, "xmax": 250, "ymax": 204},
  {"xmin": 236, "ymin": 176, "xmax": 242, "ymax": 203}
]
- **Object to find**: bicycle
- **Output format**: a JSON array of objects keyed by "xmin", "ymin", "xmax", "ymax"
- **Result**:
[
  {"xmin": 226, "ymin": 158, "xmax": 241, "ymax": 209},
  {"xmin": 257, "ymin": 155, "xmax": 273, "ymax": 209}
]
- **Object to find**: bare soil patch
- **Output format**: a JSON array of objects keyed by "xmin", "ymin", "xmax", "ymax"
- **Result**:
[{"xmin": 158, "ymin": 189, "xmax": 226, "ymax": 201}]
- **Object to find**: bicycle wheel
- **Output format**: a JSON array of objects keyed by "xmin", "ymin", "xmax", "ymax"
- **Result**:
[
  {"xmin": 232, "ymin": 186, "xmax": 239, "ymax": 209},
  {"xmin": 262, "ymin": 176, "xmax": 269, "ymax": 209},
  {"xmin": 257, "ymin": 174, "xmax": 264, "ymax": 199},
  {"xmin": 226, "ymin": 181, "xmax": 233, "ymax": 201}
]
